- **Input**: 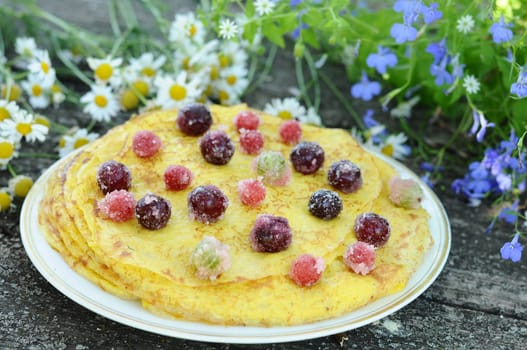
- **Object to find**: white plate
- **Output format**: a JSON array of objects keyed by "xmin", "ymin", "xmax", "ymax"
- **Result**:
[{"xmin": 20, "ymin": 150, "xmax": 450, "ymax": 344}]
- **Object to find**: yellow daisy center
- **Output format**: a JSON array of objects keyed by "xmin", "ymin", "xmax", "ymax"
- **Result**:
[
  {"xmin": 41, "ymin": 61, "xmax": 50, "ymax": 74},
  {"xmin": 278, "ymin": 110, "xmax": 293, "ymax": 120},
  {"xmin": 219, "ymin": 55, "xmax": 230, "ymax": 68},
  {"xmin": 2, "ymin": 84, "xmax": 21, "ymax": 101},
  {"xmin": 17, "ymin": 123, "xmax": 32, "ymax": 136},
  {"xmin": 58, "ymin": 137, "xmax": 66, "ymax": 148},
  {"xmin": 94, "ymin": 95, "xmax": 108, "ymax": 108},
  {"xmin": 0, "ymin": 141, "xmax": 14, "ymax": 159},
  {"xmin": 141, "ymin": 67, "xmax": 155, "ymax": 77},
  {"xmin": 218, "ymin": 90, "xmax": 229, "ymax": 102},
  {"xmin": 132, "ymin": 80, "xmax": 149, "ymax": 96},
  {"xmin": 226, "ymin": 75, "xmax": 237, "ymax": 85},
  {"xmin": 74, "ymin": 137, "xmax": 90, "ymax": 149},
  {"xmin": 0, "ymin": 192, "xmax": 11, "ymax": 211},
  {"xmin": 381, "ymin": 144, "xmax": 394, "ymax": 157},
  {"xmin": 0, "ymin": 107, "xmax": 10, "ymax": 121},
  {"xmin": 121, "ymin": 89, "xmax": 139, "ymax": 110},
  {"xmin": 95, "ymin": 63, "xmax": 113, "ymax": 81},
  {"xmin": 32, "ymin": 84, "xmax": 43, "ymax": 97},
  {"xmin": 210, "ymin": 65, "xmax": 219, "ymax": 81},
  {"xmin": 169, "ymin": 84, "xmax": 187, "ymax": 101},
  {"xmin": 182, "ymin": 57, "xmax": 190, "ymax": 70},
  {"xmin": 189, "ymin": 24, "xmax": 197, "ymax": 37},
  {"xmin": 35, "ymin": 115, "xmax": 50, "ymax": 127},
  {"xmin": 13, "ymin": 177, "xmax": 33, "ymax": 197},
  {"xmin": 51, "ymin": 84, "xmax": 61, "ymax": 94}
]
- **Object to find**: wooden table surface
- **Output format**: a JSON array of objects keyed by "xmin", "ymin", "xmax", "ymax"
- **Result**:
[{"xmin": 1, "ymin": 1, "xmax": 526, "ymax": 349}]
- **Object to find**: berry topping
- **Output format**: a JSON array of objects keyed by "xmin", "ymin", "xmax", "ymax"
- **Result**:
[
  {"xmin": 190, "ymin": 236, "xmax": 231, "ymax": 281},
  {"xmin": 233, "ymin": 110, "xmax": 261, "ymax": 132},
  {"xmin": 188, "ymin": 185, "xmax": 229, "ymax": 224},
  {"xmin": 279, "ymin": 120, "xmax": 302, "ymax": 145},
  {"xmin": 200, "ymin": 130, "xmax": 235, "ymax": 165},
  {"xmin": 237, "ymin": 178, "xmax": 266, "ymax": 207},
  {"xmin": 96, "ymin": 160, "xmax": 132, "ymax": 194},
  {"xmin": 176, "ymin": 103, "xmax": 212, "ymax": 136},
  {"xmin": 164, "ymin": 165, "xmax": 193, "ymax": 191},
  {"xmin": 343, "ymin": 241, "xmax": 376, "ymax": 275},
  {"xmin": 289, "ymin": 254, "xmax": 326, "ymax": 287},
  {"xmin": 388, "ymin": 176, "xmax": 423, "ymax": 209},
  {"xmin": 250, "ymin": 214, "xmax": 292, "ymax": 253},
  {"xmin": 308, "ymin": 189, "xmax": 343, "ymax": 220},
  {"xmin": 252, "ymin": 151, "xmax": 291, "ymax": 186},
  {"xmin": 135, "ymin": 193, "xmax": 171, "ymax": 230},
  {"xmin": 132, "ymin": 130, "xmax": 162, "ymax": 158},
  {"xmin": 290, "ymin": 141, "xmax": 325, "ymax": 175},
  {"xmin": 239, "ymin": 129, "xmax": 264, "ymax": 155},
  {"xmin": 97, "ymin": 190, "xmax": 136, "ymax": 222},
  {"xmin": 354, "ymin": 212, "xmax": 391, "ymax": 248},
  {"xmin": 327, "ymin": 160, "xmax": 362, "ymax": 194}
]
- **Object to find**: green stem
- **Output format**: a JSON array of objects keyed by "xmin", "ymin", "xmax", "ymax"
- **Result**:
[
  {"xmin": 244, "ymin": 45, "xmax": 278, "ymax": 95},
  {"xmin": 109, "ymin": 0, "xmax": 122, "ymax": 37},
  {"xmin": 295, "ymin": 56, "xmax": 313, "ymax": 107},
  {"xmin": 6, "ymin": 163, "xmax": 17, "ymax": 177},
  {"xmin": 303, "ymin": 49, "xmax": 321, "ymax": 110}
]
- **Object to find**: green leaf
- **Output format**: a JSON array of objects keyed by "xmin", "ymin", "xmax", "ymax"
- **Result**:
[
  {"xmin": 243, "ymin": 21, "xmax": 258, "ymax": 43},
  {"xmin": 302, "ymin": 28, "xmax": 320, "ymax": 49},
  {"xmin": 245, "ymin": 0, "xmax": 255, "ymax": 18},
  {"xmin": 262, "ymin": 22, "xmax": 285, "ymax": 48}
]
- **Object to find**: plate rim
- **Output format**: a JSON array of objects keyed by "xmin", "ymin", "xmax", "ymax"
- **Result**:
[{"xmin": 20, "ymin": 149, "xmax": 451, "ymax": 344}]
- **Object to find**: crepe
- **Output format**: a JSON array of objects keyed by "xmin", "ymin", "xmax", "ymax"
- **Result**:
[{"xmin": 38, "ymin": 104, "xmax": 432, "ymax": 326}]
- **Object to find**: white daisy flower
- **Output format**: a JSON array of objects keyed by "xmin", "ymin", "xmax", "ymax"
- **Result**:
[
  {"xmin": 1, "ymin": 81, "xmax": 22, "ymax": 102},
  {"xmin": 8, "ymin": 175, "xmax": 33, "ymax": 198},
  {"xmin": 264, "ymin": 97, "xmax": 307, "ymax": 120},
  {"xmin": 0, "ymin": 109, "xmax": 48, "ymax": 143},
  {"xmin": 0, "ymin": 136, "xmax": 19, "ymax": 169},
  {"xmin": 215, "ymin": 84, "xmax": 242, "ymax": 106},
  {"xmin": 0, "ymin": 100, "xmax": 21, "ymax": 123},
  {"xmin": 219, "ymin": 19, "xmax": 239, "ymax": 40},
  {"xmin": 456, "ymin": 15, "xmax": 475, "ymax": 34},
  {"xmin": 218, "ymin": 42, "xmax": 248, "ymax": 69},
  {"xmin": 254, "ymin": 0, "xmax": 275, "ymax": 16},
  {"xmin": 169, "ymin": 12, "xmax": 206, "ymax": 45},
  {"xmin": 0, "ymin": 187, "xmax": 14, "ymax": 212},
  {"xmin": 15, "ymin": 37, "xmax": 37, "ymax": 61},
  {"xmin": 218, "ymin": 65, "xmax": 249, "ymax": 95},
  {"xmin": 390, "ymin": 96, "xmax": 420, "ymax": 118},
  {"xmin": 27, "ymin": 50, "xmax": 56, "ymax": 87},
  {"xmin": 380, "ymin": 133, "xmax": 411, "ymax": 160},
  {"xmin": 87, "ymin": 56, "xmax": 123, "ymax": 86},
  {"xmin": 80, "ymin": 85, "xmax": 120, "ymax": 122},
  {"xmin": 154, "ymin": 72, "xmax": 203, "ymax": 110},
  {"xmin": 303, "ymin": 107, "xmax": 323, "ymax": 126},
  {"xmin": 58, "ymin": 47, "xmax": 83, "ymax": 64},
  {"xmin": 50, "ymin": 84, "xmax": 66, "ymax": 107},
  {"xmin": 21, "ymin": 75, "xmax": 51, "ymax": 109},
  {"xmin": 58, "ymin": 128, "xmax": 99, "ymax": 158},
  {"xmin": 129, "ymin": 52, "xmax": 166, "ymax": 81},
  {"xmin": 462, "ymin": 74, "xmax": 480, "ymax": 94}
]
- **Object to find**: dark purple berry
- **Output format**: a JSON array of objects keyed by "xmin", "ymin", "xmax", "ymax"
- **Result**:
[
  {"xmin": 135, "ymin": 193, "xmax": 171, "ymax": 230},
  {"xmin": 290, "ymin": 141, "xmax": 325, "ymax": 175},
  {"xmin": 327, "ymin": 160, "xmax": 362, "ymax": 193},
  {"xmin": 177, "ymin": 103, "xmax": 212, "ymax": 136},
  {"xmin": 200, "ymin": 130, "xmax": 235, "ymax": 165},
  {"xmin": 354, "ymin": 212, "xmax": 391, "ymax": 247},
  {"xmin": 188, "ymin": 185, "xmax": 229, "ymax": 224},
  {"xmin": 96, "ymin": 160, "xmax": 132, "ymax": 194},
  {"xmin": 249, "ymin": 214, "xmax": 292, "ymax": 253},
  {"xmin": 308, "ymin": 189, "xmax": 342, "ymax": 220}
]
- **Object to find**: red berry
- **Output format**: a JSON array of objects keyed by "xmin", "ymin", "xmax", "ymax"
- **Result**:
[
  {"xmin": 354, "ymin": 213, "xmax": 391, "ymax": 247},
  {"xmin": 237, "ymin": 178, "xmax": 266, "ymax": 207},
  {"xmin": 97, "ymin": 190, "xmax": 136, "ymax": 222},
  {"xmin": 327, "ymin": 160, "xmax": 362, "ymax": 194},
  {"xmin": 188, "ymin": 185, "xmax": 229, "ymax": 224},
  {"xmin": 96, "ymin": 160, "xmax": 132, "ymax": 194},
  {"xmin": 200, "ymin": 130, "xmax": 235, "ymax": 165},
  {"xmin": 289, "ymin": 254, "xmax": 325, "ymax": 287},
  {"xmin": 132, "ymin": 130, "xmax": 162, "ymax": 158},
  {"xmin": 177, "ymin": 103, "xmax": 212, "ymax": 136},
  {"xmin": 164, "ymin": 165, "xmax": 193, "ymax": 191},
  {"xmin": 343, "ymin": 241, "xmax": 376, "ymax": 275},
  {"xmin": 279, "ymin": 120, "xmax": 302, "ymax": 145},
  {"xmin": 249, "ymin": 214, "xmax": 292, "ymax": 253},
  {"xmin": 290, "ymin": 141, "xmax": 325, "ymax": 175},
  {"xmin": 233, "ymin": 110, "xmax": 260, "ymax": 132},
  {"xmin": 239, "ymin": 129, "xmax": 264, "ymax": 155},
  {"xmin": 135, "ymin": 193, "xmax": 172, "ymax": 230}
]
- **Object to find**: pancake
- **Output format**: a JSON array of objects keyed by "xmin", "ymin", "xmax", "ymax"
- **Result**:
[{"xmin": 38, "ymin": 104, "xmax": 432, "ymax": 326}]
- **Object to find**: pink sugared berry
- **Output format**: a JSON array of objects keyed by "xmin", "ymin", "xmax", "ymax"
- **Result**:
[
  {"xmin": 289, "ymin": 254, "xmax": 325, "ymax": 287},
  {"xmin": 354, "ymin": 212, "xmax": 391, "ymax": 248},
  {"xmin": 239, "ymin": 129, "xmax": 264, "ymax": 155},
  {"xmin": 233, "ymin": 110, "xmax": 261, "ymax": 132},
  {"xmin": 164, "ymin": 165, "xmax": 193, "ymax": 191},
  {"xmin": 249, "ymin": 214, "xmax": 292, "ymax": 253},
  {"xmin": 279, "ymin": 120, "xmax": 302, "ymax": 145},
  {"xmin": 343, "ymin": 241, "xmax": 376, "ymax": 275},
  {"xmin": 97, "ymin": 190, "xmax": 136, "ymax": 222},
  {"xmin": 132, "ymin": 130, "xmax": 162, "ymax": 158},
  {"xmin": 237, "ymin": 178, "xmax": 266, "ymax": 207}
]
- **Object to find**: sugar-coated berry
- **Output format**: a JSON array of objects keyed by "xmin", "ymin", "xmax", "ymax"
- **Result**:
[
  {"xmin": 97, "ymin": 190, "xmax": 136, "ymax": 222},
  {"xmin": 188, "ymin": 185, "xmax": 229, "ymax": 224},
  {"xmin": 233, "ymin": 110, "xmax": 261, "ymax": 132},
  {"xmin": 96, "ymin": 160, "xmax": 132, "ymax": 194},
  {"xmin": 190, "ymin": 236, "xmax": 231, "ymax": 281},
  {"xmin": 200, "ymin": 130, "xmax": 235, "ymax": 165},
  {"xmin": 327, "ymin": 160, "xmax": 362, "ymax": 194},
  {"xmin": 252, "ymin": 151, "xmax": 291, "ymax": 186},
  {"xmin": 249, "ymin": 214, "xmax": 292, "ymax": 253},
  {"xmin": 308, "ymin": 189, "xmax": 343, "ymax": 220},
  {"xmin": 239, "ymin": 129, "xmax": 264, "ymax": 155},
  {"xmin": 237, "ymin": 178, "xmax": 266, "ymax": 207},
  {"xmin": 279, "ymin": 120, "xmax": 302, "ymax": 144},
  {"xmin": 290, "ymin": 141, "xmax": 325, "ymax": 175},
  {"xmin": 164, "ymin": 165, "xmax": 193, "ymax": 191},
  {"xmin": 132, "ymin": 130, "xmax": 162, "ymax": 158},
  {"xmin": 176, "ymin": 103, "xmax": 212, "ymax": 136},
  {"xmin": 289, "ymin": 254, "xmax": 326, "ymax": 287},
  {"xmin": 343, "ymin": 241, "xmax": 376, "ymax": 275},
  {"xmin": 388, "ymin": 176, "xmax": 423, "ymax": 209},
  {"xmin": 135, "ymin": 193, "xmax": 171, "ymax": 230},
  {"xmin": 354, "ymin": 212, "xmax": 391, "ymax": 247}
]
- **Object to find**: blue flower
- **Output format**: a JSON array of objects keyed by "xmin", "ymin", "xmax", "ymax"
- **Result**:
[
  {"xmin": 421, "ymin": 3, "xmax": 442, "ymax": 24},
  {"xmin": 425, "ymin": 38, "xmax": 447, "ymax": 64},
  {"xmin": 510, "ymin": 70, "xmax": 527, "ymax": 98},
  {"xmin": 351, "ymin": 72, "xmax": 382, "ymax": 101},
  {"xmin": 393, "ymin": 0, "xmax": 423, "ymax": 23},
  {"xmin": 489, "ymin": 15, "xmax": 513, "ymax": 44},
  {"xmin": 500, "ymin": 233, "xmax": 523, "ymax": 262},
  {"xmin": 498, "ymin": 200, "xmax": 518, "ymax": 224},
  {"xmin": 292, "ymin": 23, "xmax": 308, "ymax": 39},
  {"xmin": 290, "ymin": 0, "xmax": 302, "ymax": 7},
  {"xmin": 390, "ymin": 20, "xmax": 418, "ymax": 44},
  {"xmin": 366, "ymin": 46, "xmax": 398, "ymax": 74},
  {"xmin": 421, "ymin": 173, "xmax": 434, "ymax": 188},
  {"xmin": 430, "ymin": 57, "xmax": 453, "ymax": 86},
  {"xmin": 450, "ymin": 53, "xmax": 465, "ymax": 79},
  {"xmin": 469, "ymin": 110, "xmax": 495, "ymax": 143},
  {"xmin": 362, "ymin": 109, "xmax": 377, "ymax": 128}
]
